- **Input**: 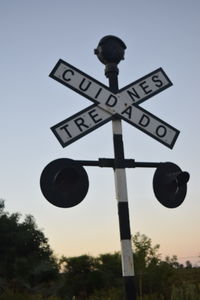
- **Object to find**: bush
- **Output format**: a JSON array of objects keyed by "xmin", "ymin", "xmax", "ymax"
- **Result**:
[
  {"xmin": 171, "ymin": 282, "xmax": 200, "ymax": 300},
  {"xmin": 88, "ymin": 287, "xmax": 123, "ymax": 300},
  {"xmin": 0, "ymin": 289, "xmax": 61, "ymax": 300}
]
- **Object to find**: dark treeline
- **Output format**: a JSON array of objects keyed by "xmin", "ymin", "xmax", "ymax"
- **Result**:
[{"xmin": 0, "ymin": 200, "xmax": 199, "ymax": 300}]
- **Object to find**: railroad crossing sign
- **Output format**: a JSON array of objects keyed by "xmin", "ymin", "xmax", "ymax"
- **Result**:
[
  {"xmin": 42, "ymin": 36, "xmax": 189, "ymax": 300},
  {"xmin": 50, "ymin": 59, "xmax": 179, "ymax": 149}
]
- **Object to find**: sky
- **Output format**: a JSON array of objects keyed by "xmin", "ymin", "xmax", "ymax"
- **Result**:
[{"xmin": 0, "ymin": 0, "xmax": 199, "ymax": 266}]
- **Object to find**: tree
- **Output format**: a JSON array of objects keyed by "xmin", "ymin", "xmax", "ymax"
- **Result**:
[
  {"xmin": 59, "ymin": 255, "xmax": 102, "ymax": 299},
  {"xmin": 59, "ymin": 252, "xmax": 122, "ymax": 299},
  {"xmin": 185, "ymin": 260, "xmax": 193, "ymax": 269},
  {"xmin": 0, "ymin": 200, "xmax": 58, "ymax": 290},
  {"xmin": 97, "ymin": 253, "xmax": 122, "ymax": 289},
  {"xmin": 132, "ymin": 232, "xmax": 161, "ymax": 298}
]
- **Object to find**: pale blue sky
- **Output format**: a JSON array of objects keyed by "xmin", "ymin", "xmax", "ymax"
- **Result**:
[{"xmin": 0, "ymin": 0, "xmax": 199, "ymax": 265}]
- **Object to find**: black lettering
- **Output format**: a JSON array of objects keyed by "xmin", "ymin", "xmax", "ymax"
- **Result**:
[
  {"xmin": 139, "ymin": 81, "xmax": 152, "ymax": 95},
  {"xmin": 62, "ymin": 69, "xmax": 74, "ymax": 81},
  {"xmin": 156, "ymin": 125, "xmax": 167, "ymax": 137},
  {"xmin": 60, "ymin": 124, "xmax": 72, "ymax": 138},
  {"xmin": 95, "ymin": 87, "xmax": 102, "ymax": 99},
  {"xmin": 127, "ymin": 88, "xmax": 140, "ymax": 102},
  {"xmin": 74, "ymin": 118, "xmax": 89, "ymax": 132},
  {"xmin": 105, "ymin": 94, "xmax": 118, "ymax": 107},
  {"xmin": 88, "ymin": 109, "xmax": 103, "ymax": 124},
  {"xmin": 121, "ymin": 106, "xmax": 132, "ymax": 119},
  {"xmin": 139, "ymin": 114, "xmax": 150, "ymax": 127},
  {"xmin": 79, "ymin": 78, "xmax": 92, "ymax": 91},
  {"xmin": 152, "ymin": 75, "xmax": 163, "ymax": 88}
]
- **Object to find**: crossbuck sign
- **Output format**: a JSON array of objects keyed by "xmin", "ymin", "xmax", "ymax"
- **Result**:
[{"xmin": 50, "ymin": 59, "xmax": 179, "ymax": 149}]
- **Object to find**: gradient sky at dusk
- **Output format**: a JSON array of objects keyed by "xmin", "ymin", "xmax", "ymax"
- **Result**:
[{"xmin": 0, "ymin": 1, "xmax": 199, "ymax": 265}]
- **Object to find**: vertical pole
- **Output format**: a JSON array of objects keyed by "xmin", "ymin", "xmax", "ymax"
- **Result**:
[{"xmin": 105, "ymin": 64, "xmax": 137, "ymax": 300}]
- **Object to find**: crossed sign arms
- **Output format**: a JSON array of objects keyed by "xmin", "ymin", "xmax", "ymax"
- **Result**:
[{"xmin": 50, "ymin": 59, "xmax": 179, "ymax": 149}]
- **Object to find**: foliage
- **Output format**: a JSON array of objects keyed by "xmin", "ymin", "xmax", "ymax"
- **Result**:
[
  {"xmin": 88, "ymin": 287, "xmax": 123, "ymax": 300},
  {"xmin": 133, "ymin": 232, "xmax": 161, "ymax": 268},
  {"xmin": 58, "ymin": 255, "xmax": 101, "ymax": 298},
  {"xmin": 58, "ymin": 253, "xmax": 122, "ymax": 299},
  {"xmin": 0, "ymin": 289, "xmax": 61, "ymax": 300},
  {"xmin": 170, "ymin": 282, "xmax": 200, "ymax": 300},
  {"xmin": 133, "ymin": 232, "xmax": 163, "ymax": 297},
  {"xmin": 96, "ymin": 253, "xmax": 122, "ymax": 289},
  {"xmin": 0, "ymin": 200, "xmax": 58, "ymax": 290},
  {"xmin": 0, "ymin": 199, "xmax": 199, "ymax": 299}
]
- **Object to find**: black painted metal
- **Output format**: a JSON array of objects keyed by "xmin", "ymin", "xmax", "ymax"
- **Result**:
[
  {"xmin": 40, "ymin": 158, "xmax": 89, "ymax": 208},
  {"xmin": 153, "ymin": 162, "xmax": 189, "ymax": 208},
  {"xmin": 76, "ymin": 158, "xmax": 160, "ymax": 169},
  {"xmin": 118, "ymin": 202, "xmax": 131, "ymax": 240},
  {"xmin": 124, "ymin": 277, "xmax": 137, "ymax": 300},
  {"xmin": 133, "ymin": 161, "xmax": 161, "ymax": 168},
  {"xmin": 113, "ymin": 134, "xmax": 125, "ymax": 161},
  {"xmin": 94, "ymin": 35, "xmax": 126, "ymax": 66}
]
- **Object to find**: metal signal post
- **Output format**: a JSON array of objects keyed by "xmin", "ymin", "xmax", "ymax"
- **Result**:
[
  {"xmin": 40, "ymin": 35, "xmax": 190, "ymax": 300},
  {"xmin": 95, "ymin": 36, "xmax": 136, "ymax": 299}
]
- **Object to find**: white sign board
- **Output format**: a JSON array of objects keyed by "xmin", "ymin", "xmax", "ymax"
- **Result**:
[
  {"xmin": 50, "ymin": 60, "xmax": 179, "ymax": 148},
  {"xmin": 52, "ymin": 104, "xmax": 112, "ymax": 147}
]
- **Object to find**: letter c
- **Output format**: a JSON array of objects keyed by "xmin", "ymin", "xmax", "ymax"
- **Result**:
[{"xmin": 62, "ymin": 69, "xmax": 74, "ymax": 82}]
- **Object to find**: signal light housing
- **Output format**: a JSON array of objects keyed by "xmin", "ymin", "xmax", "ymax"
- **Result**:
[
  {"xmin": 153, "ymin": 162, "xmax": 190, "ymax": 208},
  {"xmin": 40, "ymin": 158, "xmax": 89, "ymax": 208}
]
